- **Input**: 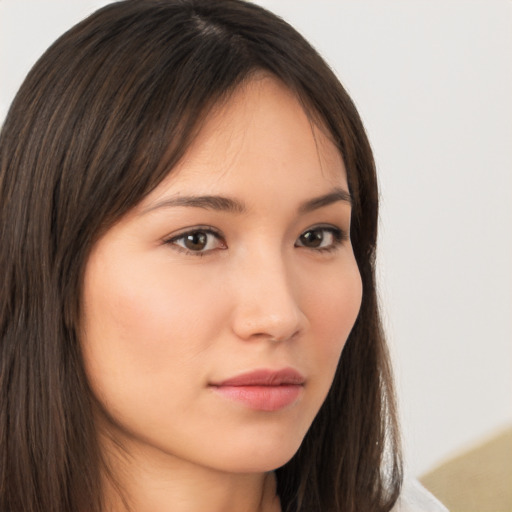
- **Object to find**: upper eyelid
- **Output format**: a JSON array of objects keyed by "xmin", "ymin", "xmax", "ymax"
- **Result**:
[
  {"xmin": 296, "ymin": 226, "xmax": 346, "ymax": 240},
  {"xmin": 299, "ymin": 224, "xmax": 347, "ymax": 237},
  {"xmin": 164, "ymin": 224, "xmax": 343, "ymax": 237},
  {"xmin": 164, "ymin": 228, "xmax": 226, "ymax": 256},
  {"xmin": 303, "ymin": 223, "xmax": 343, "ymax": 231},
  {"xmin": 164, "ymin": 226, "xmax": 223, "ymax": 242},
  {"xmin": 162, "ymin": 223, "xmax": 348, "ymax": 249}
]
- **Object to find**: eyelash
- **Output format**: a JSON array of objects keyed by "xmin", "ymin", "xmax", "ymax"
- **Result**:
[
  {"xmin": 164, "ymin": 225, "xmax": 348, "ymax": 256},
  {"xmin": 163, "ymin": 226, "xmax": 225, "ymax": 257},
  {"xmin": 295, "ymin": 225, "xmax": 348, "ymax": 253}
]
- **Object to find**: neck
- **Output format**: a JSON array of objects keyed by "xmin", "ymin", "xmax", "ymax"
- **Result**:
[{"xmin": 100, "ymin": 439, "xmax": 281, "ymax": 512}]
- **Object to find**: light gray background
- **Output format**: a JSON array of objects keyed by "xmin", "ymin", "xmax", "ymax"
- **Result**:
[{"xmin": 1, "ymin": 0, "xmax": 511, "ymax": 477}]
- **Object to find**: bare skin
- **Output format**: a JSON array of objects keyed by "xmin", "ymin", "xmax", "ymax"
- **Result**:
[
  {"xmin": 82, "ymin": 75, "xmax": 362, "ymax": 511},
  {"xmin": 101, "ymin": 443, "xmax": 281, "ymax": 512}
]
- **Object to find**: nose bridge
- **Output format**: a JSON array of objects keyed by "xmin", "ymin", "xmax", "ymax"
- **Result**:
[{"xmin": 231, "ymin": 244, "xmax": 303, "ymax": 342}]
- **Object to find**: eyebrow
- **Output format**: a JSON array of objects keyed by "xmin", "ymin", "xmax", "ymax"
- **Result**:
[
  {"xmin": 298, "ymin": 188, "xmax": 352, "ymax": 213},
  {"xmin": 140, "ymin": 187, "xmax": 352, "ymax": 216},
  {"xmin": 141, "ymin": 195, "xmax": 245, "ymax": 215}
]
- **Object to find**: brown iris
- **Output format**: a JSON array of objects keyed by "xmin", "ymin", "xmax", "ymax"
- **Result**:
[
  {"xmin": 183, "ymin": 232, "xmax": 208, "ymax": 251},
  {"xmin": 299, "ymin": 229, "xmax": 324, "ymax": 248}
]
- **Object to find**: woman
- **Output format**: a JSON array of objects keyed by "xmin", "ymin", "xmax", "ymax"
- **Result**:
[{"xmin": 0, "ymin": 1, "xmax": 447, "ymax": 511}]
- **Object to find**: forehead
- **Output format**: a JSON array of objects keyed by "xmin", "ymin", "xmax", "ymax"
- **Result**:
[{"xmin": 139, "ymin": 76, "xmax": 347, "ymax": 209}]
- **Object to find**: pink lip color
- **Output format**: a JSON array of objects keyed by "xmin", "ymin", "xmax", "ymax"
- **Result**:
[{"xmin": 210, "ymin": 368, "xmax": 305, "ymax": 412}]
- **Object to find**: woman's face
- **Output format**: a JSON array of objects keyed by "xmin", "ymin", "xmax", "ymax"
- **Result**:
[{"xmin": 81, "ymin": 76, "xmax": 362, "ymax": 474}]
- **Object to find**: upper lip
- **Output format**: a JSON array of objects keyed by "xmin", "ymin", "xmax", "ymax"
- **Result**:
[{"xmin": 211, "ymin": 368, "xmax": 306, "ymax": 387}]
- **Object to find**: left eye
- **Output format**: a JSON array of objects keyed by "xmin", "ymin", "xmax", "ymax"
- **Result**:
[
  {"xmin": 295, "ymin": 227, "xmax": 345, "ymax": 251},
  {"xmin": 167, "ymin": 229, "xmax": 225, "ymax": 253}
]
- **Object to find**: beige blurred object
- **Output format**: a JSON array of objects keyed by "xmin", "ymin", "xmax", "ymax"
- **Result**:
[{"xmin": 419, "ymin": 426, "xmax": 512, "ymax": 512}]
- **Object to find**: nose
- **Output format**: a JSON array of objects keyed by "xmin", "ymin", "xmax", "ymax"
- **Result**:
[{"xmin": 230, "ymin": 249, "xmax": 304, "ymax": 343}]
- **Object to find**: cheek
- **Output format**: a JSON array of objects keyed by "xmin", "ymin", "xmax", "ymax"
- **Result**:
[
  {"xmin": 303, "ymin": 260, "xmax": 362, "ymax": 377},
  {"xmin": 80, "ymin": 249, "xmax": 226, "ymax": 403}
]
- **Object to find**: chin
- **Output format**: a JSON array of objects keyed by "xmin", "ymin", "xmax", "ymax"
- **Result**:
[{"xmin": 206, "ymin": 432, "xmax": 305, "ymax": 474}]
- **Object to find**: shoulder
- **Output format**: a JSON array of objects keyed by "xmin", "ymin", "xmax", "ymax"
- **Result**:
[{"xmin": 391, "ymin": 478, "xmax": 449, "ymax": 512}]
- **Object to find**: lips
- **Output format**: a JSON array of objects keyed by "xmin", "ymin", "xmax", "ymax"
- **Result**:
[{"xmin": 210, "ymin": 368, "xmax": 305, "ymax": 412}]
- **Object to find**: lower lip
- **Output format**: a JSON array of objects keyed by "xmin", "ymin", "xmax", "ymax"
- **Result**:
[{"xmin": 211, "ymin": 385, "xmax": 303, "ymax": 412}]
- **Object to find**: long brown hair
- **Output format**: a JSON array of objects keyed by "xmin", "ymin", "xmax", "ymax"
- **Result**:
[{"xmin": 0, "ymin": 1, "xmax": 402, "ymax": 511}]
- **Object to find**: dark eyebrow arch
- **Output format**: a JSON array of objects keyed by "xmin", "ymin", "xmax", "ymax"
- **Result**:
[
  {"xmin": 141, "ymin": 195, "xmax": 246, "ymax": 215},
  {"xmin": 141, "ymin": 187, "xmax": 351, "ymax": 216},
  {"xmin": 298, "ymin": 188, "xmax": 352, "ymax": 213}
]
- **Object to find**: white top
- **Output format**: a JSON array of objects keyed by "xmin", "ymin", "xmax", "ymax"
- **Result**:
[{"xmin": 392, "ymin": 479, "xmax": 448, "ymax": 512}]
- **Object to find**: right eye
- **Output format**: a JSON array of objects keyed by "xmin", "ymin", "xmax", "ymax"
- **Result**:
[{"xmin": 165, "ymin": 228, "xmax": 226, "ymax": 255}]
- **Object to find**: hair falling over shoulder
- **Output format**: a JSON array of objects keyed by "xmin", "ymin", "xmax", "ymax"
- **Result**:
[{"xmin": 0, "ymin": 1, "xmax": 402, "ymax": 511}]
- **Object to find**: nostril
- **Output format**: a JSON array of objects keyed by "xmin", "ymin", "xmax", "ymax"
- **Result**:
[
  {"xmin": 250, "ymin": 330, "xmax": 300, "ymax": 344},
  {"xmin": 229, "ymin": 261, "xmax": 304, "ymax": 342},
  {"xmin": 231, "ymin": 305, "xmax": 303, "ymax": 343}
]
